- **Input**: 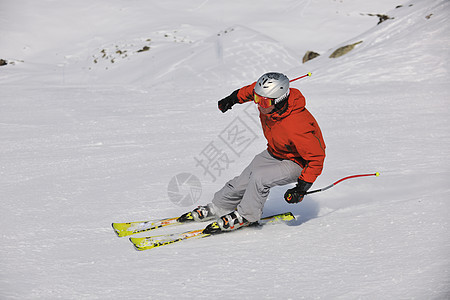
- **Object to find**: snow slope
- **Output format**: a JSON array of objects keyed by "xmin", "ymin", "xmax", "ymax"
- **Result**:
[{"xmin": 1, "ymin": 0, "xmax": 449, "ymax": 299}]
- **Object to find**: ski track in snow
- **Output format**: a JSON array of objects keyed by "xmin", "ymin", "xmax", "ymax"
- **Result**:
[{"xmin": 1, "ymin": 0, "xmax": 449, "ymax": 299}]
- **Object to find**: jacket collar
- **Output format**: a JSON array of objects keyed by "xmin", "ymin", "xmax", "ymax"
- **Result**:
[{"xmin": 269, "ymin": 88, "xmax": 305, "ymax": 120}]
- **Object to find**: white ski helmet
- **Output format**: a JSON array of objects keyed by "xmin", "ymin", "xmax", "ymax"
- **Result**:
[{"xmin": 254, "ymin": 72, "xmax": 290, "ymax": 104}]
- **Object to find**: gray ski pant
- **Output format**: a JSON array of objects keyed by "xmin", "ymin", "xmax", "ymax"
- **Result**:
[{"xmin": 212, "ymin": 150, "xmax": 302, "ymax": 222}]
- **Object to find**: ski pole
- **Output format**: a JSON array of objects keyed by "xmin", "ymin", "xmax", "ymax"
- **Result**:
[
  {"xmin": 289, "ymin": 72, "xmax": 312, "ymax": 82},
  {"xmin": 305, "ymin": 172, "xmax": 380, "ymax": 195}
]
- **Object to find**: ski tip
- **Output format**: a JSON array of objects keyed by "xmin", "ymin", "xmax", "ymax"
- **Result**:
[
  {"xmin": 131, "ymin": 244, "xmax": 145, "ymax": 251},
  {"xmin": 375, "ymin": 172, "xmax": 380, "ymax": 177},
  {"xmin": 111, "ymin": 223, "xmax": 121, "ymax": 237},
  {"xmin": 129, "ymin": 237, "xmax": 144, "ymax": 251},
  {"xmin": 111, "ymin": 223, "xmax": 131, "ymax": 237},
  {"xmin": 111, "ymin": 226, "xmax": 124, "ymax": 237}
]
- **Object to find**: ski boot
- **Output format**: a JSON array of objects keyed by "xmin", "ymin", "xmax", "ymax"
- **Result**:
[
  {"xmin": 177, "ymin": 204, "xmax": 216, "ymax": 223},
  {"xmin": 203, "ymin": 211, "xmax": 250, "ymax": 234}
]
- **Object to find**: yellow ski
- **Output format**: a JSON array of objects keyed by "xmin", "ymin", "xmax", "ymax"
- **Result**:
[
  {"xmin": 112, "ymin": 217, "xmax": 181, "ymax": 237},
  {"xmin": 129, "ymin": 212, "xmax": 295, "ymax": 251},
  {"xmin": 130, "ymin": 229, "xmax": 208, "ymax": 251}
]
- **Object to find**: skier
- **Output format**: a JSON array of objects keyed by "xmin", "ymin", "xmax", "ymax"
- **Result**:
[{"xmin": 178, "ymin": 72, "xmax": 326, "ymax": 232}]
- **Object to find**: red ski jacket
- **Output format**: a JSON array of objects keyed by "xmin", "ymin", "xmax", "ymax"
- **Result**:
[{"xmin": 237, "ymin": 82, "xmax": 326, "ymax": 183}]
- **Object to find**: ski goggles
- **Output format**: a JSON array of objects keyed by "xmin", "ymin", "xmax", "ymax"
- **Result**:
[{"xmin": 253, "ymin": 92, "xmax": 274, "ymax": 108}]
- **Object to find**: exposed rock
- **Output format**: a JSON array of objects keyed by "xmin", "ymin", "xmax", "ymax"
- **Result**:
[
  {"xmin": 329, "ymin": 41, "xmax": 363, "ymax": 59},
  {"xmin": 0, "ymin": 59, "xmax": 7, "ymax": 66},
  {"xmin": 367, "ymin": 13, "xmax": 394, "ymax": 25},
  {"xmin": 302, "ymin": 51, "xmax": 320, "ymax": 63},
  {"xmin": 137, "ymin": 46, "xmax": 150, "ymax": 53}
]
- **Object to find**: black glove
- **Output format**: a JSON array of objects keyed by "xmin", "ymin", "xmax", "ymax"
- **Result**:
[
  {"xmin": 284, "ymin": 179, "xmax": 313, "ymax": 204},
  {"xmin": 218, "ymin": 90, "xmax": 239, "ymax": 113}
]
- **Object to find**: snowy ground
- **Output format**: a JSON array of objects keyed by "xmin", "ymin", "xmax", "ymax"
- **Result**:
[{"xmin": 1, "ymin": 0, "xmax": 449, "ymax": 299}]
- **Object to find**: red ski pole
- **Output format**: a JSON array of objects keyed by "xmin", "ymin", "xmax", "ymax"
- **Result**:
[
  {"xmin": 305, "ymin": 172, "xmax": 380, "ymax": 195},
  {"xmin": 289, "ymin": 72, "xmax": 312, "ymax": 82}
]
